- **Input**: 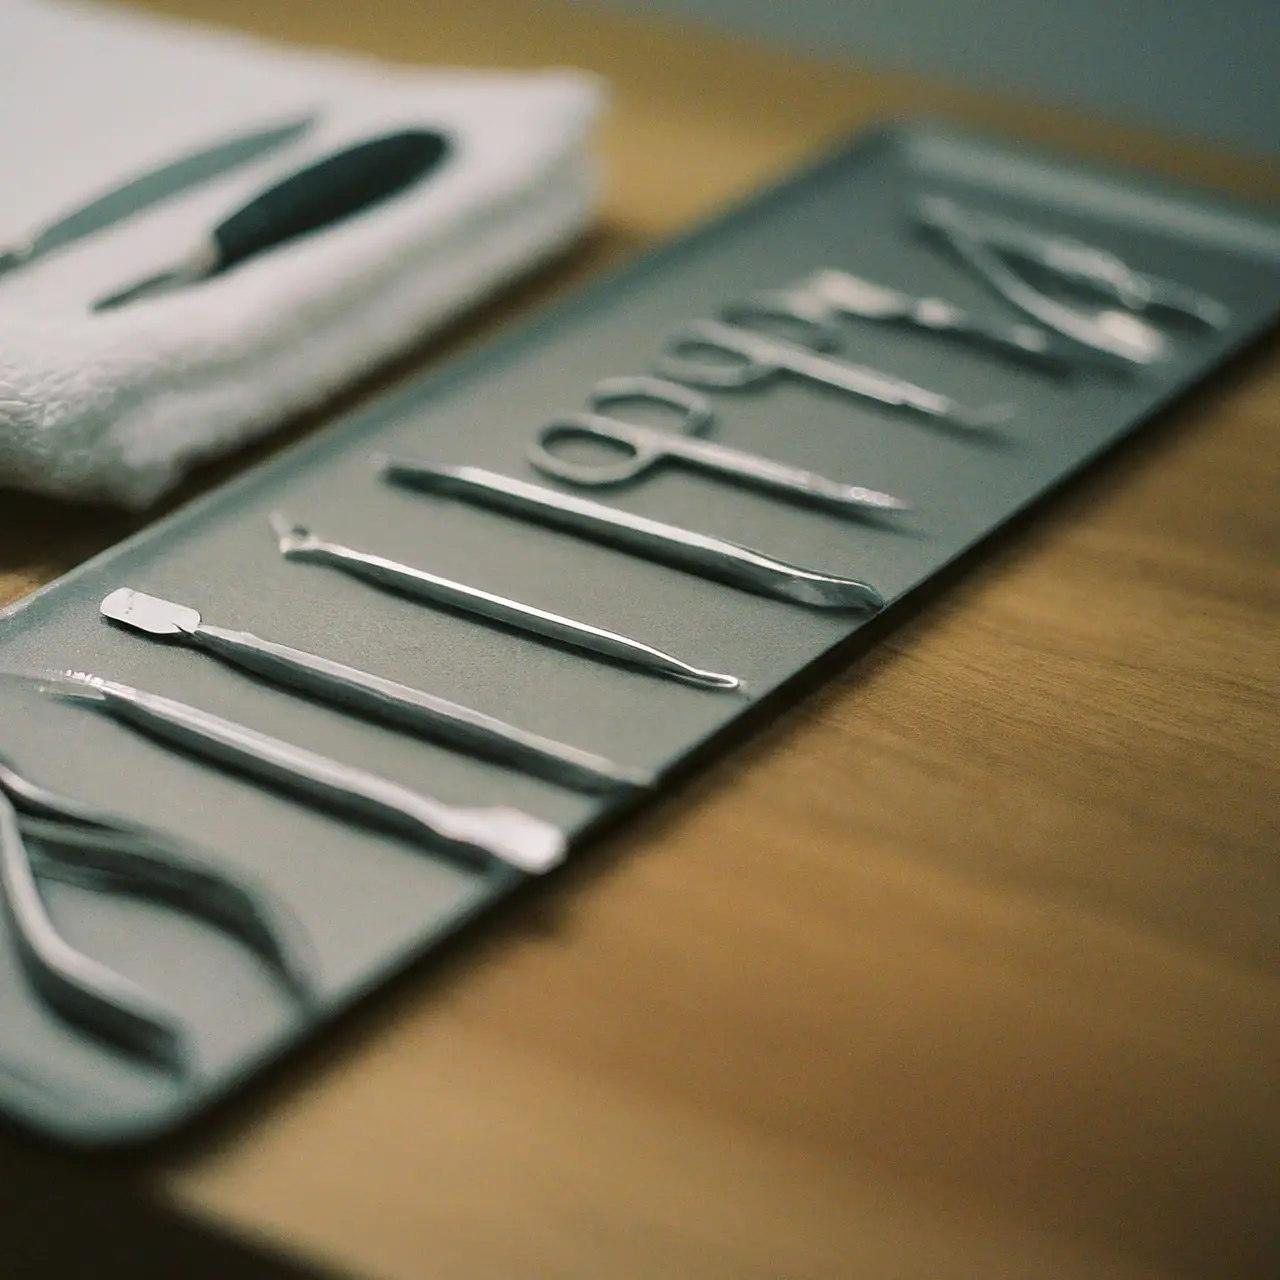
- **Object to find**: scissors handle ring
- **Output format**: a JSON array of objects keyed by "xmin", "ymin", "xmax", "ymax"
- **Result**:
[
  {"xmin": 528, "ymin": 412, "xmax": 661, "ymax": 487},
  {"xmin": 719, "ymin": 292, "xmax": 844, "ymax": 351},
  {"xmin": 653, "ymin": 322, "xmax": 775, "ymax": 390},
  {"xmin": 588, "ymin": 375, "xmax": 714, "ymax": 434}
]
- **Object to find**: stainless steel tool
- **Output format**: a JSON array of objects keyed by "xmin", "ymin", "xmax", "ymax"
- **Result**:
[
  {"xmin": 93, "ymin": 128, "xmax": 451, "ymax": 310},
  {"xmin": 0, "ymin": 114, "xmax": 315, "ymax": 278},
  {"xmin": 916, "ymin": 199, "xmax": 1231, "ymax": 328},
  {"xmin": 100, "ymin": 588, "xmax": 653, "ymax": 794},
  {"xmin": 32, "ymin": 671, "xmax": 565, "ymax": 876},
  {"xmin": 654, "ymin": 317, "xmax": 1011, "ymax": 434},
  {"xmin": 528, "ymin": 375, "xmax": 909, "ymax": 515},
  {"xmin": 378, "ymin": 460, "xmax": 887, "ymax": 611},
  {"xmin": 913, "ymin": 194, "xmax": 1169, "ymax": 366},
  {"xmin": 757, "ymin": 269, "xmax": 1073, "ymax": 370},
  {"xmin": 0, "ymin": 752, "xmax": 315, "ymax": 1075},
  {"xmin": 269, "ymin": 516, "xmax": 741, "ymax": 691}
]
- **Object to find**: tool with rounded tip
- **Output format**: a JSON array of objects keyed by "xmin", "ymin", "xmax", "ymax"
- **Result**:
[
  {"xmin": 269, "ymin": 514, "xmax": 742, "ymax": 691},
  {"xmin": 30, "ymin": 671, "xmax": 565, "ymax": 877},
  {"xmin": 93, "ymin": 128, "xmax": 451, "ymax": 311},
  {"xmin": 913, "ymin": 195, "xmax": 1169, "ymax": 366},
  {"xmin": 529, "ymin": 375, "xmax": 910, "ymax": 515},
  {"xmin": 378, "ymin": 460, "xmax": 887, "ymax": 612},
  {"xmin": 771, "ymin": 269, "xmax": 1074, "ymax": 371},
  {"xmin": 0, "ymin": 114, "xmax": 315, "ymax": 278},
  {"xmin": 99, "ymin": 587, "xmax": 653, "ymax": 795},
  {"xmin": 654, "ymin": 317, "xmax": 1012, "ymax": 434},
  {"xmin": 0, "ymin": 752, "xmax": 316, "ymax": 1076}
]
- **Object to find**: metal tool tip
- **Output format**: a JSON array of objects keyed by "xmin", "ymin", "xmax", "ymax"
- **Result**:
[
  {"xmin": 100, "ymin": 587, "xmax": 199, "ymax": 637},
  {"xmin": 21, "ymin": 669, "xmax": 111, "ymax": 700},
  {"xmin": 963, "ymin": 402, "xmax": 1016, "ymax": 434},
  {"xmin": 486, "ymin": 811, "xmax": 567, "ymax": 875},
  {"xmin": 268, "ymin": 511, "xmax": 311, "ymax": 550},
  {"xmin": 853, "ymin": 488, "xmax": 911, "ymax": 512},
  {"xmin": 674, "ymin": 667, "xmax": 743, "ymax": 692}
]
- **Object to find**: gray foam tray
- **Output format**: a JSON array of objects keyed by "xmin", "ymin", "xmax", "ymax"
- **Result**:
[{"xmin": 2, "ymin": 122, "xmax": 1278, "ymax": 1146}]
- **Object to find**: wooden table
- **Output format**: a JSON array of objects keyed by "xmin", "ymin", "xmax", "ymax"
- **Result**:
[{"xmin": 3, "ymin": 3, "xmax": 1278, "ymax": 1277}]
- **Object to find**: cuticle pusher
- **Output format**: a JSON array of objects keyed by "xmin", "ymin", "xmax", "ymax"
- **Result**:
[
  {"xmin": 378, "ymin": 460, "xmax": 887, "ymax": 612},
  {"xmin": 99, "ymin": 587, "xmax": 653, "ymax": 795},
  {"xmin": 269, "ymin": 514, "xmax": 742, "ymax": 692},
  {"xmin": 26, "ymin": 671, "xmax": 566, "ymax": 877}
]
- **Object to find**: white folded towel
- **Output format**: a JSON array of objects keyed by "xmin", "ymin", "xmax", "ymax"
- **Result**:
[{"xmin": 0, "ymin": 0, "xmax": 605, "ymax": 507}]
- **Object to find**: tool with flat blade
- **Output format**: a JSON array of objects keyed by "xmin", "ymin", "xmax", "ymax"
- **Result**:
[
  {"xmin": 380, "ymin": 461, "xmax": 888, "ymax": 612},
  {"xmin": 0, "ymin": 114, "xmax": 315, "ymax": 277},
  {"xmin": 99, "ymin": 588, "xmax": 653, "ymax": 795},
  {"xmin": 25, "ymin": 671, "xmax": 565, "ymax": 876},
  {"xmin": 94, "ymin": 128, "xmax": 451, "ymax": 311}
]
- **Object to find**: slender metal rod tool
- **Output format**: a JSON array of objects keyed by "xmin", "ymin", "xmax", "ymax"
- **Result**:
[
  {"xmin": 34, "ymin": 672, "xmax": 566, "ymax": 876},
  {"xmin": 270, "ymin": 515, "xmax": 742, "ymax": 692},
  {"xmin": 379, "ymin": 461, "xmax": 887, "ymax": 612},
  {"xmin": 100, "ymin": 588, "xmax": 653, "ymax": 794}
]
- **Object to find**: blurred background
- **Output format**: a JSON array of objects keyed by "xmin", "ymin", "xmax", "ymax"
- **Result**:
[{"xmin": 585, "ymin": 0, "xmax": 1279, "ymax": 156}]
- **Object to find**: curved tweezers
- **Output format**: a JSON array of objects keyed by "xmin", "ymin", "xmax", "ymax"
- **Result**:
[{"xmin": 0, "ymin": 757, "xmax": 315, "ymax": 1075}]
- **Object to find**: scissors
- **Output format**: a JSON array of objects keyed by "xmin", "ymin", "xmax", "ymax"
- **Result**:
[
  {"xmin": 527, "ymin": 375, "xmax": 908, "ymax": 516},
  {"xmin": 653, "ymin": 310, "xmax": 1011, "ymax": 435},
  {"xmin": 0, "ymin": 753, "xmax": 315, "ymax": 1075}
]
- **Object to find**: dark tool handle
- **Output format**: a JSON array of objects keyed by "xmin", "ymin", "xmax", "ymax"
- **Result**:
[{"xmin": 212, "ymin": 129, "xmax": 450, "ymax": 271}]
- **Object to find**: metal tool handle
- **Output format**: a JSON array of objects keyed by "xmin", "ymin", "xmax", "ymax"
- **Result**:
[
  {"xmin": 0, "ymin": 793, "xmax": 188, "ymax": 1073},
  {"xmin": 381, "ymin": 460, "xmax": 885, "ymax": 611},
  {"xmin": 92, "ymin": 682, "xmax": 564, "ymax": 875},
  {"xmin": 530, "ymin": 374, "xmax": 719, "ymax": 483},
  {"xmin": 213, "ymin": 129, "xmax": 449, "ymax": 271},
  {"xmin": 192, "ymin": 624, "xmax": 650, "ymax": 793}
]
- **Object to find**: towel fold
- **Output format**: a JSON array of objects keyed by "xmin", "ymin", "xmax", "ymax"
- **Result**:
[{"xmin": 0, "ymin": 0, "xmax": 606, "ymax": 507}]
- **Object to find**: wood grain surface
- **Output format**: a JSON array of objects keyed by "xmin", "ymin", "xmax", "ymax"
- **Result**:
[{"xmin": 2, "ymin": 3, "xmax": 1278, "ymax": 1278}]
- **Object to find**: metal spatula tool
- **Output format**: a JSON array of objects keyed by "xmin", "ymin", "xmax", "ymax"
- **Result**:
[{"xmin": 100, "ymin": 588, "xmax": 653, "ymax": 794}]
